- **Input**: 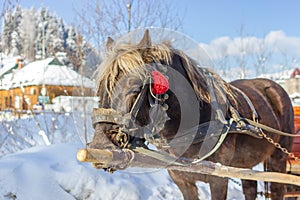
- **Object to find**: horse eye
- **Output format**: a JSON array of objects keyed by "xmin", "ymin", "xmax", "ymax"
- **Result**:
[
  {"xmin": 126, "ymin": 87, "xmax": 141, "ymax": 96},
  {"xmin": 132, "ymin": 87, "xmax": 142, "ymax": 93}
]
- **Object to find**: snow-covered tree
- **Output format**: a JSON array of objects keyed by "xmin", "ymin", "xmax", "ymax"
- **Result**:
[
  {"xmin": 1, "ymin": 8, "xmax": 13, "ymax": 55},
  {"xmin": 66, "ymin": 26, "xmax": 77, "ymax": 52},
  {"xmin": 34, "ymin": 7, "xmax": 50, "ymax": 59},
  {"xmin": 10, "ymin": 30, "xmax": 20, "ymax": 55},
  {"xmin": 0, "ymin": 5, "xmax": 92, "ymax": 72},
  {"xmin": 20, "ymin": 7, "xmax": 35, "ymax": 60},
  {"xmin": 10, "ymin": 5, "xmax": 22, "ymax": 56},
  {"xmin": 53, "ymin": 18, "xmax": 66, "ymax": 52}
]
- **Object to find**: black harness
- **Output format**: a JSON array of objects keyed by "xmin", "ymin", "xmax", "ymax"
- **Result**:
[{"xmin": 91, "ymin": 68, "xmax": 262, "ymax": 162}]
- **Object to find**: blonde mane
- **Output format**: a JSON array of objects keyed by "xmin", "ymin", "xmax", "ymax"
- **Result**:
[{"xmin": 96, "ymin": 39, "xmax": 233, "ymax": 104}]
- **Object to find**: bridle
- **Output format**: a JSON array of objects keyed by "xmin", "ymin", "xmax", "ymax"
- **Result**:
[
  {"xmin": 91, "ymin": 67, "xmax": 170, "ymax": 149},
  {"xmin": 91, "ymin": 66, "xmax": 236, "ymax": 156}
]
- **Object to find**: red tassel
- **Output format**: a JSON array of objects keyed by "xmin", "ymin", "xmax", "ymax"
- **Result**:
[{"xmin": 151, "ymin": 70, "xmax": 169, "ymax": 94}]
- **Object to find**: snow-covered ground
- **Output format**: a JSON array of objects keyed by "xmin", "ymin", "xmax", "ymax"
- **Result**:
[
  {"xmin": 0, "ymin": 143, "xmax": 255, "ymax": 200},
  {"xmin": 0, "ymin": 112, "xmax": 265, "ymax": 200},
  {"xmin": 0, "ymin": 143, "xmax": 184, "ymax": 200}
]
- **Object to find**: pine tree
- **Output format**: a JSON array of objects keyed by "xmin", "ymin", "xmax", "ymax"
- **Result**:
[
  {"xmin": 10, "ymin": 30, "xmax": 19, "ymax": 55},
  {"xmin": 34, "ymin": 7, "xmax": 48, "ymax": 59},
  {"xmin": 53, "ymin": 18, "xmax": 66, "ymax": 52},
  {"xmin": 20, "ymin": 8, "xmax": 35, "ymax": 61},
  {"xmin": 1, "ymin": 9, "xmax": 13, "ymax": 55},
  {"xmin": 0, "ymin": 5, "xmax": 91, "ymax": 72},
  {"xmin": 66, "ymin": 26, "xmax": 79, "ymax": 70},
  {"xmin": 9, "ymin": 5, "xmax": 23, "ymax": 56}
]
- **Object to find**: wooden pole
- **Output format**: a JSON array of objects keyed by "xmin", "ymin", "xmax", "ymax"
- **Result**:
[{"xmin": 77, "ymin": 148, "xmax": 300, "ymax": 186}]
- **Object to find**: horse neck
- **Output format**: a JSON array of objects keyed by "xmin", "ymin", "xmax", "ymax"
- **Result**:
[{"xmin": 161, "ymin": 58, "xmax": 212, "ymax": 139}]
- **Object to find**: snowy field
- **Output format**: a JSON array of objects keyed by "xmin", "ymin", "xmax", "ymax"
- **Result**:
[{"xmin": 0, "ymin": 112, "xmax": 264, "ymax": 200}]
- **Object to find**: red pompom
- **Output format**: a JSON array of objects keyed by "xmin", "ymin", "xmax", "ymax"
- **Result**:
[{"xmin": 151, "ymin": 70, "xmax": 169, "ymax": 94}]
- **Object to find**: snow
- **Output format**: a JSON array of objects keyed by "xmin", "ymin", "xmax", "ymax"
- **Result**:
[
  {"xmin": 0, "ymin": 55, "xmax": 21, "ymax": 77},
  {"xmin": 0, "ymin": 143, "xmax": 259, "ymax": 200},
  {"xmin": 0, "ymin": 143, "xmax": 183, "ymax": 200},
  {"xmin": 258, "ymin": 68, "xmax": 295, "ymax": 81},
  {"xmin": 0, "ymin": 112, "xmax": 266, "ymax": 200},
  {"xmin": 0, "ymin": 57, "xmax": 95, "ymax": 90}
]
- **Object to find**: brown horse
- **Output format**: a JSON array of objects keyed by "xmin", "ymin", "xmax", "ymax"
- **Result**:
[{"xmin": 89, "ymin": 30, "xmax": 294, "ymax": 200}]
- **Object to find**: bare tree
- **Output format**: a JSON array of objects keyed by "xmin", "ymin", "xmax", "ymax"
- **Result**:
[
  {"xmin": 252, "ymin": 36, "xmax": 273, "ymax": 77},
  {"xmin": 216, "ymin": 43, "xmax": 231, "ymax": 79},
  {"xmin": 278, "ymin": 48, "xmax": 298, "ymax": 74},
  {"xmin": 236, "ymin": 25, "xmax": 249, "ymax": 79},
  {"xmin": 20, "ymin": 8, "xmax": 35, "ymax": 61},
  {"xmin": 74, "ymin": 0, "xmax": 182, "ymax": 52},
  {"xmin": 0, "ymin": 0, "xmax": 19, "ymax": 20}
]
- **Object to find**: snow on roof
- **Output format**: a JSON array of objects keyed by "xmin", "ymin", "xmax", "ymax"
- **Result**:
[
  {"xmin": 258, "ymin": 68, "xmax": 295, "ymax": 81},
  {"xmin": 290, "ymin": 93, "xmax": 300, "ymax": 98},
  {"xmin": 0, "ymin": 57, "xmax": 95, "ymax": 89},
  {"xmin": 0, "ymin": 55, "xmax": 20, "ymax": 77}
]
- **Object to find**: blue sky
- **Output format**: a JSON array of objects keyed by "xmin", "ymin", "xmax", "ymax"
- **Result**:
[
  {"xmin": 178, "ymin": 0, "xmax": 300, "ymax": 42},
  {"xmin": 18, "ymin": 0, "xmax": 300, "ymax": 43},
  {"xmin": 14, "ymin": 0, "xmax": 300, "ymax": 77}
]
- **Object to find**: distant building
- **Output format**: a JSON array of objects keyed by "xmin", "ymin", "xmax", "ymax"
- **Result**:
[
  {"xmin": 0, "ymin": 56, "xmax": 24, "ymax": 78},
  {"xmin": 51, "ymin": 96, "xmax": 99, "ymax": 112},
  {"xmin": 275, "ymin": 68, "xmax": 300, "ymax": 105},
  {"xmin": 284, "ymin": 68, "xmax": 300, "ymax": 95},
  {"xmin": 0, "ymin": 57, "xmax": 95, "ymax": 111}
]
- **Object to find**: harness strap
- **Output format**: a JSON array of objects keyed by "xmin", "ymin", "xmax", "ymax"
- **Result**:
[
  {"xmin": 204, "ymin": 70, "xmax": 228, "ymax": 124},
  {"xmin": 231, "ymin": 85, "xmax": 258, "ymax": 121},
  {"xmin": 165, "ymin": 121, "xmax": 231, "ymax": 147},
  {"xmin": 244, "ymin": 118, "xmax": 300, "ymax": 137},
  {"xmin": 129, "ymin": 80, "xmax": 149, "ymax": 122},
  {"xmin": 227, "ymin": 87, "xmax": 300, "ymax": 138},
  {"xmin": 134, "ymin": 147, "xmax": 185, "ymax": 166},
  {"xmin": 92, "ymin": 77, "xmax": 150, "ymax": 128},
  {"xmin": 91, "ymin": 108, "xmax": 131, "ymax": 128},
  {"xmin": 192, "ymin": 119, "xmax": 233, "ymax": 163}
]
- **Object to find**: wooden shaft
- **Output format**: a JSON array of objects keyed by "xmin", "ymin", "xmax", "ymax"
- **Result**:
[
  {"xmin": 77, "ymin": 148, "xmax": 172, "ymax": 168},
  {"xmin": 77, "ymin": 148, "xmax": 300, "ymax": 186},
  {"xmin": 169, "ymin": 163, "xmax": 300, "ymax": 186}
]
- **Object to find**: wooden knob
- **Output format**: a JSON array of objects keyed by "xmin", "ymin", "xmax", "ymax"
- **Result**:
[{"xmin": 77, "ymin": 148, "xmax": 113, "ymax": 163}]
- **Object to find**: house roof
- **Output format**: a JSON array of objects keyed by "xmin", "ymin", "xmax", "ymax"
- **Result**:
[
  {"xmin": 0, "ymin": 56, "xmax": 21, "ymax": 77},
  {"xmin": 291, "ymin": 68, "xmax": 300, "ymax": 78},
  {"xmin": 0, "ymin": 57, "xmax": 95, "ymax": 90}
]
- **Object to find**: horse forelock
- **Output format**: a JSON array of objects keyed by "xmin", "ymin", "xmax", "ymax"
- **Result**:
[{"xmin": 95, "ymin": 42, "xmax": 172, "ymax": 99}]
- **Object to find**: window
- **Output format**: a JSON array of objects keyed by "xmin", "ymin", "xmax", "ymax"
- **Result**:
[
  {"xmin": 5, "ymin": 97, "xmax": 8, "ymax": 107},
  {"xmin": 9, "ymin": 96, "xmax": 12, "ymax": 107},
  {"xmin": 31, "ymin": 88, "xmax": 36, "ymax": 95}
]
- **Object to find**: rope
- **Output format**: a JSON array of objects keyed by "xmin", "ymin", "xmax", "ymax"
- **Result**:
[{"xmin": 133, "ymin": 147, "xmax": 185, "ymax": 166}]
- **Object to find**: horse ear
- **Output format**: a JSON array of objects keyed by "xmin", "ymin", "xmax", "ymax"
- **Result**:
[
  {"xmin": 137, "ymin": 29, "xmax": 152, "ymax": 48},
  {"xmin": 106, "ymin": 37, "xmax": 115, "ymax": 52}
]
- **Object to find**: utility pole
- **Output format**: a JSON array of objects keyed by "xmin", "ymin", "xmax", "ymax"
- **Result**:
[
  {"xmin": 40, "ymin": 19, "xmax": 47, "ymax": 105},
  {"xmin": 42, "ymin": 21, "xmax": 45, "ymax": 60},
  {"xmin": 126, "ymin": 0, "xmax": 133, "ymax": 32}
]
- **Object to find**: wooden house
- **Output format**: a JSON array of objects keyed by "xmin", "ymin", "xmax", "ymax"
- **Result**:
[{"xmin": 0, "ymin": 57, "xmax": 95, "ymax": 111}]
